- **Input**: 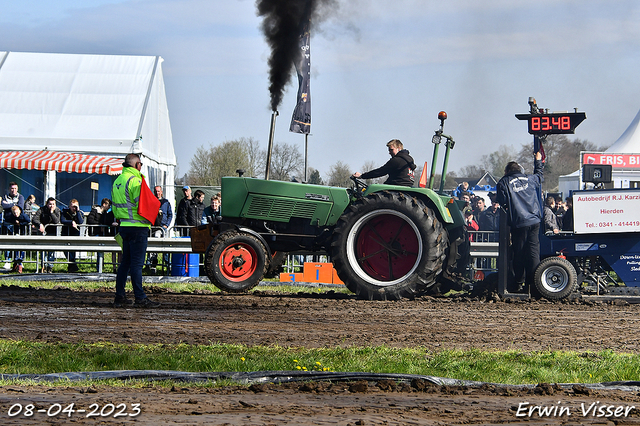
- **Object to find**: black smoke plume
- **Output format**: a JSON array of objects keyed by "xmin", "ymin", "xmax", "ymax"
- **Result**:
[{"xmin": 256, "ymin": 0, "xmax": 336, "ymax": 112}]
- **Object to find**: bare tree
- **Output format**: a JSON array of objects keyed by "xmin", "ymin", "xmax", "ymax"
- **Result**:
[
  {"xmin": 269, "ymin": 142, "xmax": 304, "ymax": 181},
  {"xmin": 187, "ymin": 145, "xmax": 217, "ymax": 185},
  {"xmin": 361, "ymin": 160, "xmax": 376, "ymax": 173},
  {"xmin": 187, "ymin": 139, "xmax": 263, "ymax": 186},
  {"xmin": 444, "ymin": 170, "xmax": 459, "ymax": 190},
  {"xmin": 360, "ymin": 160, "xmax": 385, "ymax": 185},
  {"xmin": 479, "ymin": 144, "xmax": 518, "ymax": 178},
  {"xmin": 326, "ymin": 161, "xmax": 353, "ymax": 188},
  {"xmin": 515, "ymin": 135, "xmax": 607, "ymax": 191},
  {"xmin": 429, "ymin": 173, "xmax": 458, "ymax": 191},
  {"xmin": 457, "ymin": 164, "xmax": 484, "ymax": 178},
  {"xmin": 243, "ymin": 137, "xmax": 266, "ymax": 178},
  {"xmin": 451, "ymin": 137, "xmax": 611, "ymax": 193}
]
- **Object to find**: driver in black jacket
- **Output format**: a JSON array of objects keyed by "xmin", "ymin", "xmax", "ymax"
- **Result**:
[
  {"xmin": 497, "ymin": 151, "xmax": 544, "ymax": 291},
  {"xmin": 353, "ymin": 139, "xmax": 416, "ymax": 187}
]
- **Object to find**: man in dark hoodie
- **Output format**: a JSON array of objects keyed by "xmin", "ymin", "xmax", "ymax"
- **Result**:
[
  {"xmin": 497, "ymin": 151, "xmax": 544, "ymax": 292},
  {"xmin": 353, "ymin": 139, "xmax": 416, "ymax": 187}
]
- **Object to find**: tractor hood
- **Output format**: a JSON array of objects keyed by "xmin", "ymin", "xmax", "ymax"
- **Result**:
[{"xmin": 221, "ymin": 177, "xmax": 351, "ymax": 226}]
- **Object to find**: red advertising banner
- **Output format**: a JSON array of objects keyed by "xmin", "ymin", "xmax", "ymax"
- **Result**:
[{"xmin": 582, "ymin": 152, "xmax": 640, "ymax": 169}]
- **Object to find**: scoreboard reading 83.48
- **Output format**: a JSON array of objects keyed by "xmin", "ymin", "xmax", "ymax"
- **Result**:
[{"xmin": 515, "ymin": 111, "xmax": 587, "ymax": 135}]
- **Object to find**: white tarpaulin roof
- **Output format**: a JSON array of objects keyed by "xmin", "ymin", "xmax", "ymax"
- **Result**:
[
  {"xmin": 0, "ymin": 51, "xmax": 176, "ymax": 167},
  {"xmin": 606, "ymin": 108, "xmax": 640, "ymax": 153}
]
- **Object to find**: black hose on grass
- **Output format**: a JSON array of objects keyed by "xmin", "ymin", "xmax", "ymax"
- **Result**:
[{"xmin": 1, "ymin": 370, "xmax": 639, "ymax": 391}]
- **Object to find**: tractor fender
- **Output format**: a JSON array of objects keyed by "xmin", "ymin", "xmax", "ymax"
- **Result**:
[
  {"xmin": 233, "ymin": 226, "xmax": 273, "ymax": 259},
  {"xmin": 363, "ymin": 185, "xmax": 455, "ymax": 225},
  {"xmin": 206, "ymin": 224, "xmax": 273, "ymax": 260}
]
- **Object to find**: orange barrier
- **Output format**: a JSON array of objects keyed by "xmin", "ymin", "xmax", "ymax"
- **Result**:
[
  {"xmin": 303, "ymin": 262, "xmax": 333, "ymax": 283},
  {"xmin": 279, "ymin": 272, "xmax": 305, "ymax": 282},
  {"xmin": 332, "ymin": 268, "xmax": 344, "ymax": 285},
  {"xmin": 279, "ymin": 262, "xmax": 344, "ymax": 285}
]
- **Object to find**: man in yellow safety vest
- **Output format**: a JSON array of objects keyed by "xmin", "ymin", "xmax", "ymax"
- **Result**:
[{"xmin": 111, "ymin": 153, "xmax": 160, "ymax": 308}]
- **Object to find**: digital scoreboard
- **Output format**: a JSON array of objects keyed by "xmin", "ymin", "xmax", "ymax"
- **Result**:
[{"xmin": 515, "ymin": 111, "xmax": 586, "ymax": 135}]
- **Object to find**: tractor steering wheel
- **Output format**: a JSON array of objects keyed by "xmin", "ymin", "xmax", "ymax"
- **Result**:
[{"xmin": 349, "ymin": 175, "xmax": 368, "ymax": 198}]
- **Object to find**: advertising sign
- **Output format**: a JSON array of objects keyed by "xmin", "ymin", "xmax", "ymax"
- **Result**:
[
  {"xmin": 581, "ymin": 152, "xmax": 640, "ymax": 169},
  {"xmin": 573, "ymin": 189, "xmax": 640, "ymax": 234}
]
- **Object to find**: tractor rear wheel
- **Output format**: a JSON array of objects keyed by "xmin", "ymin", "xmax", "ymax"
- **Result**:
[
  {"xmin": 331, "ymin": 191, "xmax": 448, "ymax": 300},
  {"xmin": 533, "ymin": 256, "xmax": 578, "ymax": 300},
  {"xmin": 205, "ymin": 231, "xmax": 268, "ymax": 293}
]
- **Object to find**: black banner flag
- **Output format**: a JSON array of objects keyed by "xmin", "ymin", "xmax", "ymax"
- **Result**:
[{"xmin": 289, "ymin": 25, "xmax": 311, "ymax": 134}]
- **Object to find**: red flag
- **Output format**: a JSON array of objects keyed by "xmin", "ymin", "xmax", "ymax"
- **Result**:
[
  {"xmin": 534, "ymin": 136, "xmax": 546, "ymax": 163},
  {"xmin": 138, "ymin": 177, "xmax": 161, "ymax": 225},
  {"xmin": 418, "ymin": 162, "xmax": 428, "ymax": 188}
]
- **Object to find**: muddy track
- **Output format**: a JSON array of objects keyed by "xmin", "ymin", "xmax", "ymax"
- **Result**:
[
  {"xmin": 0, "ymin": 285, "xmax": 638, "ymax": 351},
  {"xmin": 1, "ymin": 285, "xmax": 640, "ymax": 424}
]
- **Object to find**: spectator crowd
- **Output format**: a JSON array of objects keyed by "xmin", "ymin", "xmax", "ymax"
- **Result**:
[
  {"xmin": 455, "ymin": 181, "xmax": 572, "ymax": 240},
  {"xmin": 455, "ymin": 180, "xmax": 573, "ymax": 278},
  {"xmin": 0, "ymin": 179, "xmax": 226, "ymax": 274}
]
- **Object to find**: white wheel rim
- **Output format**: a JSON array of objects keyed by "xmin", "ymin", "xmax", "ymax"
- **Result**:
[
  {"xmin": 540, "ymin": 265, "xmax": 569, "ymax": 293},
  {"xmin": 345, "ymin": 209, "xmax": 423, "ymax": 287}
]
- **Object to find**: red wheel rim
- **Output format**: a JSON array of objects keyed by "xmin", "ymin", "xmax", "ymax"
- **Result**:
[
  {"xmin": 218, "ymin": 243, "xmax": 258, "ymax": 282},
  {"xmin": 355, "ymin": 213, "xmax": 419, "ymax": 281}
]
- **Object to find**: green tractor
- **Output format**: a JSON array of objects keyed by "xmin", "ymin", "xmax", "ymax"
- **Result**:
[{"xmin": 191, "ymin": 112, "xmax": 467, "ymax": 300}]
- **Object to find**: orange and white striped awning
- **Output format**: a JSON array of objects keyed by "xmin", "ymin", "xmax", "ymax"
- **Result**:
[{"xmin": 0, "ymin": 151, "xmax": 123, "ymax": 175}]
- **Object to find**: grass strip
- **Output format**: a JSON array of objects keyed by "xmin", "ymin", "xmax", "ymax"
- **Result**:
[
  {"xmin": 0, "ymin": 280, "xmax": 350, "ymax": 295},
  {"xmin": 0, "ymin": 341, "xmax": 638, "ymax": 386}
]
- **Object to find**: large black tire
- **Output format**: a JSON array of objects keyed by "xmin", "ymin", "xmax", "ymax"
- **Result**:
[
  {"xmin": 331, "ymin": 191, "xmax": 448, "ymax": 300},
  {"xmin": 204, "ymin": 231, "xmax": 268, "ymax": 293},
  {"xmin": 203, "ymin": 241, "xmax": 214, "ymax": 279},
  {"xmin": 533, "ymin": 256, "xmax": 578, "ymax": 300}
]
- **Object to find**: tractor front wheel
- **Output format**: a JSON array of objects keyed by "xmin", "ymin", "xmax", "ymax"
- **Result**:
[{"xmin": 205, "ymin": 231, "xmax": 268, "ymax": 293}]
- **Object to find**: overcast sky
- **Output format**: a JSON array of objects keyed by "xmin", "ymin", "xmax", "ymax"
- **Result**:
[{"xmin": 1, "ymin": 0, "xmax": 639, "ymax": 180}]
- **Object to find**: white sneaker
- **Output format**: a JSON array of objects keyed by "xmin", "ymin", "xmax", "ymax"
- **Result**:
[{"xmin": 3, "ymin": 262, "xmax": 10, "ymax": 270}]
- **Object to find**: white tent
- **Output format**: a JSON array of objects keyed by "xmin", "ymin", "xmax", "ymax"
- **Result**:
[
  {"xmin": 0, "ymin": 51, "xmax": 176, "ymax": 210},
  {"xmin": 558, "ymin": 169, "xmax": 580, "ymax": 197},
  {"xmin": 559, "ymin": 108, "xmax": 640, "ymax": 195},
  {"xmin": 605, "ymin": 108, "xmax": 640, "ymax": 153}
]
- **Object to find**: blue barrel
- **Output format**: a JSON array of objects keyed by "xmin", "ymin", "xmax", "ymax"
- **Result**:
[{"xmin": 171, "ymin": 253, "xmax": 200, "ymax": 277}]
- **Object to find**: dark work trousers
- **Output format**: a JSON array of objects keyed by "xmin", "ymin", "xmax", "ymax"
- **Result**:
[
  {"xmin": 510, "ymin": 223, "xmax": 540, "ymax": 285},
  {"xmin": 115, "ymin": 226, "xmax": 149, "ymax": 301}
]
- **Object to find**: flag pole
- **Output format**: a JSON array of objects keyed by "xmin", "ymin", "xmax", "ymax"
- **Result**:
[{"xmin": 304, "ymin": 133, "xmax": 308, "ymax": 182}]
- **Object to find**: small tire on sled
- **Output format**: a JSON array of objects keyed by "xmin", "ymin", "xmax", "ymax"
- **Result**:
[{"xmin": 533, "ymin": 256, "xmax": 578, "ymax": 300}]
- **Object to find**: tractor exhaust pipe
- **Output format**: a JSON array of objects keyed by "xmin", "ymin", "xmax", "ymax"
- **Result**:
[
  {"xmin": 428, "ymin": 111, "xmax": 447, "ymax": 190},
  {"xmin": 264, "ymin": 110, "xmax": 279, "ymax": 180},
  {"xmin": 428, "ymin": 111, "xmax": 455, "ymax": 194}
]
